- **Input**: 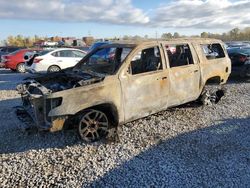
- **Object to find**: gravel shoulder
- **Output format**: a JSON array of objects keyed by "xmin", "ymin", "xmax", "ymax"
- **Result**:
[{"xmin": 0, "ymin": 69, "xmax": 249, "ymax": 187}]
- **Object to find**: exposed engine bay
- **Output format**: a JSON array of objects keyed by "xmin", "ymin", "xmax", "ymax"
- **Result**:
[
  {"xmin": 16, "ymin": 70, "xmax": 105, "ymax": 131},
  {"xmin": 17, "ymin": 70, "xmax": 104, "ymax": 94}
]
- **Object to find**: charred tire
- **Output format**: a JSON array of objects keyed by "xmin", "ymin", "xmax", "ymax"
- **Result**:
[
  {"xmin": 16, "ymin": 63, "xmax": 25, "ymax": 73},
  {"xmin": 199, "ymin": 85, "xmax": 225, "ymax": 105},
  {"xmin": 78, "ymin": 109, "xmax": 110, "ymax": 142},
  {"xmin": 47, "ymin": 65, "xmax": 61, "ymax": 73}
]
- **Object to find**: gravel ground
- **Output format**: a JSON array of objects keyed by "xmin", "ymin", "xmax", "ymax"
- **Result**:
[{"xmin": 0, "ymin": 68, "xmax": 249, "ymax": 187}]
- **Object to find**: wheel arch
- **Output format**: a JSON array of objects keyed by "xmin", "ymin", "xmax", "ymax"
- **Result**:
[
  {"xmin": 204, "ymin": 76, "xmax": 222, "ymax": 85},
  {"xmin": 47, "ymin": 65, "xmax": 61, "ymax": 72},
  {"xmin": 16, "ymin": 62, "xmax": 25, "ymax": 72},
  {"xmin": 82, "ymin": 103, "xmax": 119, "ymax": 127}
]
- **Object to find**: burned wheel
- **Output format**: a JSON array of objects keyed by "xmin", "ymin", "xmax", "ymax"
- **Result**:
[
  {"xmin": 199, "ymin": 86, "xmax": 225, "ymax": 105},
  {"xmin": 78, "ymin": 109, "xmax": 109, "ymax": 142}
]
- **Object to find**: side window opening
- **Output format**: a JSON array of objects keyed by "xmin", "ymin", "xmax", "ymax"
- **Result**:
[
  {"xmin": 130, "ymin": 46, "xmax": 162, "ymax": 75},
  {"xmin": 165, "ymin": 44, "xmax": 194, "ymax": 68},
  {"xmin": 201, "ymin": 43, "xmax": 225, "ymax": 60},
  {"xmin": 52, "ymin": 50, "xmax": 74, "ymax": 57},
  {"xmin": 72, "ymin": 50, "xmax": 86, "ymax": 58},
  {"xmin": 60, "ymin": 50, "xmax": 73, "ymax": 57},
  {"xmin": 52, "ymin": 51, "xmax": 59, "ymax": 57}
]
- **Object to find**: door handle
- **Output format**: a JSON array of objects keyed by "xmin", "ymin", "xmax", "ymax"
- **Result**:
[
  {"xmin": 194, "ymin": 70, "xmax": 199, "ymax": 73},
  {"xmin": 162, "ymin": 76, "xmax": 167, "ymax": 80}
]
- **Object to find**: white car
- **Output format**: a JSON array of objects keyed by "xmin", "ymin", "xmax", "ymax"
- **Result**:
[{"xmin": 29, "ymin": 48, "xmax": 87, "ymax": 73}]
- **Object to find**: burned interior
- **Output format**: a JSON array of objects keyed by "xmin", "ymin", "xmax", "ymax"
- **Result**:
[{"xmin": 16, "ymin": 39, "xmax": 231, "ymax": 142}]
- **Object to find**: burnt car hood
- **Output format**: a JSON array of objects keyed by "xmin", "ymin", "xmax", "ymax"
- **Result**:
[{"xmin": 17, "ymin": 70, "xmax": 105, "ymax": 95}]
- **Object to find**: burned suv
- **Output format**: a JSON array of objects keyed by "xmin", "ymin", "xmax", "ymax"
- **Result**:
[{"xmin": 17, "ymin": 39, "xmax": 231, "ymax": 142}]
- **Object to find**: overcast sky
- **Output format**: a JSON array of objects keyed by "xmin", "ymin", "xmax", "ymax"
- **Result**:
[{"xmin": 0, "ymin": 0, "xmax": 249, "ymax": 39}]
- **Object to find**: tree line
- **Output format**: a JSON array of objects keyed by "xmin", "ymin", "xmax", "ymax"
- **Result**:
[
  {"xmin": 2, "ymin": 27, "xmax": 250, "ymax": 47},
  {"xmin": 161, "ymin": 27, "xmax": 250, "ymax": 41},
  {"xmin": 2, "ymin": 35, "xmax": 48, "ymax": 47}
]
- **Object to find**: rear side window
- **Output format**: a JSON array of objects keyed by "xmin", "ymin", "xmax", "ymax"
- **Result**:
[
  {"xmin": 52, "ymin": 50, "xmax": 73, "ymax": 57},
  {"xmin": 165, "ymin": 44, "xmax": 194, "ymax": 68},
  {"xmin": 201, "ymin": 43, "xmax": 225, "ymax": 60},
  {"xmin": 72, "ymin": 50, "xmax": 86, "ymax": 58}
]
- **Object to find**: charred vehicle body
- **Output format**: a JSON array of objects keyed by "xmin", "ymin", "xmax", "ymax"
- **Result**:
[{"xmin": 17, "ymin": 39, "xmax": 231, "ymax": 142}]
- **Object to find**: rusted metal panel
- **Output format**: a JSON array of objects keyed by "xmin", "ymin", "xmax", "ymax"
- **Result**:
[
  {"xmin": 50, "ymin": 117, "xmax": 66, "ymax": 132},
  {"xmin": 17, "ymin": 38, "xmax": 231, "ymax": 132}
]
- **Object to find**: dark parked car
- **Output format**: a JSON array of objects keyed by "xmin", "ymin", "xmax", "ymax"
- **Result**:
[{"xmin": 227, "ymin": 47, "xmax": 250, "ymax": 78}]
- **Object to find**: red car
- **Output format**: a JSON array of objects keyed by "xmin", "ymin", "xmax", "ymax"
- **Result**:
[{"xmin": 1, "ymin": 49, "xmax": 40, "ymax": 73}]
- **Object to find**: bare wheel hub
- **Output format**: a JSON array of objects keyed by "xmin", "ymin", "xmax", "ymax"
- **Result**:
[{"xmin": 78, "ymin": 110, "xmax": 109, "ymax": 142}]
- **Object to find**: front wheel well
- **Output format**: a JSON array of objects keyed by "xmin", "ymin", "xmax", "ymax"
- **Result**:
[{"xmin": 64, "ymin": 103, "xmax": 119, "ymax": 129}]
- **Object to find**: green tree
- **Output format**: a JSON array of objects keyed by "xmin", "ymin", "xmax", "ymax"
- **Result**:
[
  {"xmin": 229, "ymin": 28, "xmax": 240, "ymax": 40},
  {"xmin": 173, "ymin": 32, "xmax": 180, "ymax": 38},
  {"xmin": 161, "ymin": 32, "xmax": 172, "ymax": 39},
  {"xmin": 201, "ymin": 32, "xmax": 209, "ymax": 38}
]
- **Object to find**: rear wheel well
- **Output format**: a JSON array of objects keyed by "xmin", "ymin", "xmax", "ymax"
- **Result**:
[{"xmin": 205, "ymin": 76, "xmax": 222, "ymax": 85}]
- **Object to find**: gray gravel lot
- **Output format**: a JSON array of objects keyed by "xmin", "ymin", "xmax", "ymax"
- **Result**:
[{"xmin": 0, "ymin": 68, "xmax": 249, "ymax": 187}]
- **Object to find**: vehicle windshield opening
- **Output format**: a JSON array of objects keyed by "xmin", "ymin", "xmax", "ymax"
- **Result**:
[{"xmin": 77, "ymin": 47, "xmax": 133, "ymax": 75}]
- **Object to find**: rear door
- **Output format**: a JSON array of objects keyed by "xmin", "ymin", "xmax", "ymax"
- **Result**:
[{"xmin": 163, "ymin": 42, "xmax": 201, "ymax": 106}]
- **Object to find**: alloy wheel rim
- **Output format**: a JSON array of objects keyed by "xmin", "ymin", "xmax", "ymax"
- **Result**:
[
  {"xmin": 19, "ymin": 64, "xmax": 25, "ymax": 72},
  {"xmin": 79, "ymin": 110, "xmax": 109, "ymax": 142}
]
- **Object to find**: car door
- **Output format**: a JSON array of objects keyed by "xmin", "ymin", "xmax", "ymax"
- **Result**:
[
  {"xmin": 119, "ymin": 45, "xmax": 170, "ymax": 122},
  {"xmin": 54, "ymin": 50, "xmax": 78, "ymax": 69},
  {"xmin": 163, "ymin": 42, "xmax": 201, "ymax": 106}
]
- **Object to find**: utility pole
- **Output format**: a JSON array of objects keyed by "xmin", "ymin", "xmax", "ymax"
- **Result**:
[{"xmin": 155, "ymin": 31, "xmax": 158, "ymax": 41}]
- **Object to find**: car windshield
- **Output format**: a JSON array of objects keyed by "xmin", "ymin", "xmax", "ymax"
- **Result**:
[
  {"xmin": 241, "ymin": 48, "xmax": 250, "ymax": 55},
  {"xmin": 75, "ymin": 46, "xmax": 133, "ymax": 75},
  {"xmin": 228, "ymin": 47, "xmax": 250, "ymax": 55},
  {"xmin": 8, "ymin": 50, "xmax": 20, "ymax": 55},
  {"xmin": 89, "ymin": 42, "xmax": 110, "ymax": 51}
]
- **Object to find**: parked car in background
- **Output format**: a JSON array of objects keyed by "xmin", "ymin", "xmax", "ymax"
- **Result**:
[
  {"xmin": 1, "ymin": 49, "xmax": 41, "ymax": 72},
  {"xmin": 89, "ymin": 41, "xmax": 111, "ymax": 52},
  {"xmin": 0, "ymin": 46, "xmax": 23, "ymax": 62},
  {"xmin": 29, "ymin": 48, "xmax": 87, "ymax": 73},
  {"xmin": 24, "ymin": 50, "xmax": 53, "ymax": 72},
  {"xmin": 227, "ymin": 47, "xmax": 250, "ymax": 78},
  {"xmin": 88, "ymin": 41, "xmax": 115, "ymax": 61},
  {"xmin": 74, "ymin": 46, "xmax": 90, "ymax": 53},
  {"xmin": 226, "ymin": 41, "xmax": 250, "ymax": 49}
]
